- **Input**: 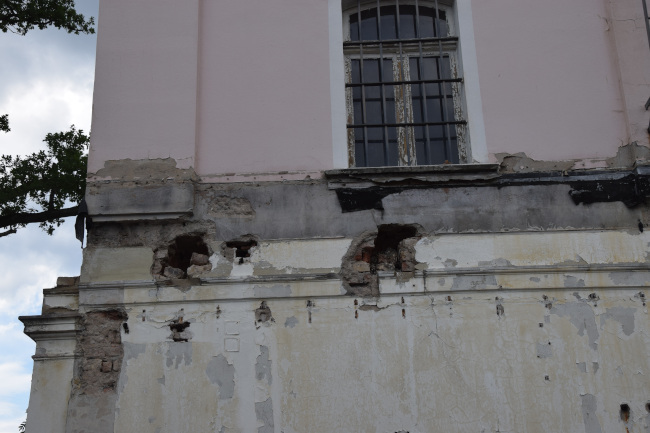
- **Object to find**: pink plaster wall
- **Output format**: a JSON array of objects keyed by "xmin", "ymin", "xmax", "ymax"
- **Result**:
[
  {"xmin": 470, "ymin": 0, "xmax": 629, "ymax": 161},
  {"xmin": 195, "ymin": 0, "xmax": 334, "ymax": 176},
  {"xmin": 88, "ymin": 0, "xmax": 199, "ymax": 173},
  {"xmin": 608, "ymin": 0, "xmax": 650, "ymax": 147},
  {"xmin": 87, "ymin": 0, "xmax": 650, "ymax": 176}
]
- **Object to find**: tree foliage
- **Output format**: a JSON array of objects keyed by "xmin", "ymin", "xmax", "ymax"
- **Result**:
[
  {"xmin": 0, "ymin": 126, "xmax": 89, "ymax": 237},
  {"xmin": 0, "ymin": 114, "xmax": 9, "ymax": 133},
  {"xmin": 1, "ymin": 0, "xmax": 94, "ymax": 35}
]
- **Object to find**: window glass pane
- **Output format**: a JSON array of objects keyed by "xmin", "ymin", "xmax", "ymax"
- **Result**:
[
  {"xmin": 362, "ymin": 59, "xmax": 380, "ymax": 83},
  {"xmin": 414, "ymin": 126, "xmax": 427, "ymax": 165},
  {"xmin": 445, "ymin": 94, "xmax": 456, "ymax": 121},
  {"xmin": 350, "ymin": 14, "xmax": 359, "ymax": 40},
  {"xmin": 353, "ymin": 92, "xmax": 363, "ymax": 123},
  {"xmin": 354, "ymin": 127, "xmax": 367, "ymax": 166},
  {"xmin": 387, "ymin": 127, "xmax": 399, "ymax": 166},
  {"xmin": 411, "ymin": 83, "xmax": 424, "ymax": 124},
  {"xmin": 382, "ymin": 58, "xmax": 393, "ymax": 82},
  {"xmin": 379, "ymin": 6, "xmax": 397, "ymax": 40},
  {"xmin": 437, "ymin": 12, "xmax": 448, "ymax": 37},
  {"xmin": 385, "ymin": 84, "xmax": 396, "ymax": 124},
  {"xmin": 409, "ymin": 57, "xmax": 420, "ymax": 80},
  {"xmin": 447, "ymin": 135, "xmax": 459, "ymax": 163},
  {"xmin": 440, "ymin": 56, "xmax": 451, "ymax": 80},
  {"xmin": 351, "ymin": 59, "xmax": 361, "ymax": 83},
  {"xmin": 421, "ymin": 57, "xmax": 440, "ymax": 81},
  {"xmin": 365, "ymin": 85, "xmax": 383, "ymax": 124},
  {"xmin": 398, "ymin": 5, "xmax": 416, "ymax": 39},
  {"xmin": 426, "ymin": 91, "xmax": 443, "ymax": 123},
  {"xmin": 366, "ymin": 127, "xmax": 386, "ymax": 167},
  {"xmin": 361, "ymin": 8, "xmax": 379, "ymax": 40},
  {"xmin": 427, "ymin": 126, "xmax": 459, "ymax": 163},
  {"xmin": 418, "ymin": 6, "xmax": 434, "ymax": 38}
]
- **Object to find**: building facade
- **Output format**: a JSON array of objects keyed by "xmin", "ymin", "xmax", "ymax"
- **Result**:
[{"xmin": 20, "ymin": 0, "xmax": 650, "ymax": 431}]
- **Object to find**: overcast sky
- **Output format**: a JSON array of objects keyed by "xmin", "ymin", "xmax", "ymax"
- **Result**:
[{"xmin": 0, "ymin": 1, "xmax": 99, "ymax": 431}]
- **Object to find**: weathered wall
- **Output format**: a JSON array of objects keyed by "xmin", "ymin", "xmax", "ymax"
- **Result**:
[
  {"xmin": 23, "ymin": 170, "xmax": 650, "ymax": 431},
  {"xmin": 72, "ymin": 224, "xmax": 650, "ymax": 432}
]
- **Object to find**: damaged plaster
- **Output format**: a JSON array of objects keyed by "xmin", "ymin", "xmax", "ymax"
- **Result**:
[
  {"xmin": 255, "ymin": 398, "xmax": 274, "ymax": 433},
  {"xmin": 495, "ymin": 143, "xmax": 650, "ymax": 174},
  {"xmin": 65, "ymin": 309, "xmax": 127, "ymax": 433},
  {"xmin": 599, "ymin": 307, "xmax": 636, "ymax": 336},
  {"xmin": 165, "ymin": 343, "xmax": 193, "ymax": 369},
  {"xmin": 205, "ymin": 354, "xmax": 235, "ymax": 399},
  {"xmin": 550, "ymin": 302, "xmax": 599, "ymax": 350},
  {"xmin": 340, "ymin": 224, "xmax": 423, "ymax": 296},
  {"xmin": 581, "ymin": 394, "xmax": 604, "ymax": 433},
  {"xmin": 256, "ymin": 346, "xmax": 272, "ymax": 385}
]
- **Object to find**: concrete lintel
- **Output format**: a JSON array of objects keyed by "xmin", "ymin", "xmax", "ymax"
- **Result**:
[{"xmin": 86, "ymin": 182, "xmax": 194, "ymax": 220}]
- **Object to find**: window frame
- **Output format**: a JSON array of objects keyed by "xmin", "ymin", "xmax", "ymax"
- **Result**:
[{"xmin": 342, "ymin": 0, "xmax": 469, "ymax": 167}]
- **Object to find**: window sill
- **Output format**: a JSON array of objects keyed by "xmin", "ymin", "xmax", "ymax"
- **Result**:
[{"xmin": 324, "ymin": 163, "xmax": 500, "ymax": 189}]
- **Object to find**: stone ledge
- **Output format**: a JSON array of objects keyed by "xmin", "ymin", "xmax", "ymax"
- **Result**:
[{"xmin": 19, "ymin": 313, "xmax": 81, "ymax": 342}]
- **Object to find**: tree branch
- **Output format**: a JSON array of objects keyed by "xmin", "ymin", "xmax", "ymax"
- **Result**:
[
  {"xmin": 0, "ymin": 205, "xmax": 79, "ymax": 229},
  {"xmin": 0, "ymin": 228, "xmax": 17, "ymax": 238}
]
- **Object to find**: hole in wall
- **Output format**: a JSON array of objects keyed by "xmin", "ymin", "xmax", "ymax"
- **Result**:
[
  {"xmin": 168, "ymin": 235, "xmax": 209, "ymax": 273},
  {"xmin": 372, "ymin": 224, "xmax": 418, "ymax": 271},
  {"xmin": 226, "ymin": 239, "xmax": 257, "ymax": 258},
  {"xmin": 620, "ymin": 403, "xmax": 631, "ymax": 422},
  {"xmin": 341, "ymin": 224, "xmax": 422, "ymax": 297},
  {"xmin": 255, "ymin": 301, "xmax": 274, "ymax": 324},
  {"xmin": 169, "ymin": 318, "xmax": 191, "ymax": 342}
]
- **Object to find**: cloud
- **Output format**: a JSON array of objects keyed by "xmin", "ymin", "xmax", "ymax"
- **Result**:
[
  {"xmin": 0, "ymin": 219, "xmax": 82, "ymax": 317},
  {"xmin": 0, "ymin": 1, "xmax": 98, "ymax": 430},
  {"xmin": 0, "ymin": 409, "xmax": 26, "ymax": 433},
  {"xmin": 0, "ymin": 363, "xmax": 32, "ymax": 398}
]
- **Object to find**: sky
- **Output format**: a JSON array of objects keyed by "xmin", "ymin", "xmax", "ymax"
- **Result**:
[{"xmin": 0, "ymin": 1, "xmax": 99, "ymax": 431}]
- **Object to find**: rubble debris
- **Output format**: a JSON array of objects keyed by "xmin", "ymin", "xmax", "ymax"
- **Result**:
[
  {"xmin": 341, "ymin": 224, "xmax": 423, "ymax": 296},
  {"xmin": 152, "ymin": 234, "xmax": 210, "ymax": 280}
]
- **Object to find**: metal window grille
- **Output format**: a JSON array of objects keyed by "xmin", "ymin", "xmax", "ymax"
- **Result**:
[{"xmin": 344, "ymin": 0, "xmax": 466, "ymax": 167}]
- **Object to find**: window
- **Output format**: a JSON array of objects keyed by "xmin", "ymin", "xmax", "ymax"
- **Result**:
[{"xmin": 344, "ymin": 0, "xmax": 466, "ymax": 167}]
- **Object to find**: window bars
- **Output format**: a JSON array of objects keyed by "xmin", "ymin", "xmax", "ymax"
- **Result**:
[{"xmin": 345, "ymin": 0, "xmax": 466, "ymax": 167}]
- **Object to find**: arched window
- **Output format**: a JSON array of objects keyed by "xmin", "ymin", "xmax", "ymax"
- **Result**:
[{"xmin": 343, "ymin": 0, "xmax": 466, "ymax": 167}]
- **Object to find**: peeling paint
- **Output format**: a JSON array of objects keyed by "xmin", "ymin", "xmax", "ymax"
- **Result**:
[
  {"xmin": 608, "ymin": 271, "xmax": 650, "ymax": 287},
  {"xmin": 550, "ymin": 303, "xmax": 599, "ymax": 350},
  {"xmin": 600, "ymin": 307, "xmax": 636, "ymax": 336},
  {"xmin": 205, "ymin": 354, "xmax": 235, "ymax": 399},
  {"xmin": 256, "ymin": 346, "xmax": 272, "ymax": 385},
  {"xmin": 284, "ymin": 316, "xmax": 298, "ymax": 328},
  {"xmin": 581, "ymin": 394, "xmax": 603, "ymax": 433},
  {"xmin": 564, "ymin": 275, "xmax": 586, "ymax": 288},
  {"xmin": 255, "ymin": 398, "xmax": 274, "ymax": 433},
  {"xmin": 536, "ymin": 342, "xmax": 552, "ymax": 358},
  {"xmin": 165, "ymin": 343, "xmax": 193, "ymax": 369}
]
